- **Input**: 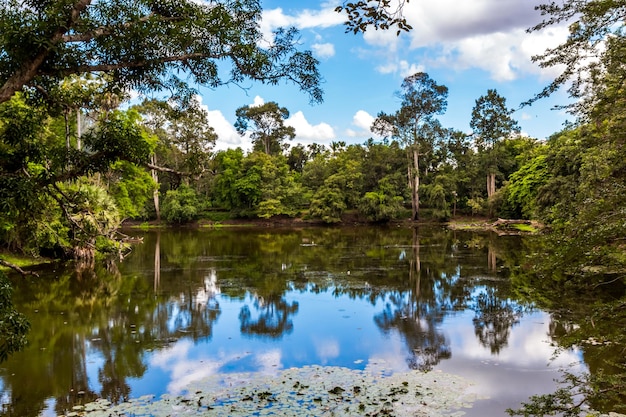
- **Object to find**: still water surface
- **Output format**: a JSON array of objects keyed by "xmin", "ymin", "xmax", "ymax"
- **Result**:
[{"xmin": 1, "ymin": 227, "xmax": 586, "ymax": 416}]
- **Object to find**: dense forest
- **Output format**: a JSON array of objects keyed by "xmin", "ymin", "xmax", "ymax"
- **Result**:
[{"xmin": 1, "ymin": 0, "xmax": 625, "ymax": 414}]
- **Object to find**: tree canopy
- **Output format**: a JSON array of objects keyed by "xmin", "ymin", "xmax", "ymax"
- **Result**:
[
  {"xmin": 235, "ymin": 102, "xmax": 295, "ymax": 156},
  {"xmin": 0, "ymin": 0, "xmax": 323, "ymax": 106},
  {"xmin": 527, "ymin": 0, "xmax": 626, "ymax": 107}
]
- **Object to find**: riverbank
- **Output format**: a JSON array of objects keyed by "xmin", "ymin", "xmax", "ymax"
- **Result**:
[{"xmin": 121, "ymin": 214, "xmax": 543, "ymax": 235}]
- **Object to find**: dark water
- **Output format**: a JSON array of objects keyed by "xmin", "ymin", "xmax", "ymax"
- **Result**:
[{"xmin": 1, "ymin": 226, "xmax": 587, "ymax": 416}]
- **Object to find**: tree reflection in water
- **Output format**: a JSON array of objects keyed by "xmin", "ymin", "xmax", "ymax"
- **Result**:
[
  {"xmin": 471, "ymin": 286, "xmax": 523, "ymax": 354},
  {"xmin": 0, "ymin": 227, "xmax": 540, "ymax": 417},
  {"xmin": 373, "ymin": 228, "xmax": 452, "ymax": 371},
  {"xmin": 239, "ymin": 294, "xmax": 299, "ymax": 339}
]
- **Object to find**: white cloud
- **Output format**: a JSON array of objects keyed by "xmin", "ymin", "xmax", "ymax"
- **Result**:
[
  {"xmin": 207, "ymin": 109, "xmax": 249, "ymax": 151},
  {"xmin": 252, "ymin": 95, "xmax": 265, "ymax": 107},
  {"xmin": 398, "ymin": 61, "xmax": 426, "ymax": 78},
  {"xmin": 353, "ymin": 110, "xmax": 375, "ymax": 131},
  {"xmin": 345, "ymin": 110, "xmax": 383, "ymax": 140},
  {"xmin": 294, "ymin": 7, "xmax": 344, "ymax": 29},
  {"xmin": 433, "ymin": 27, "xmax": 567, "ymax": 82},
  {"xmin": 312, "ymin": 42, "xmax": 335, "ymax": 59},
  {"xmin": 285, "ymin": 111, "xmax": 335, "ymax": 142},
  {"xmin": 360, "ymin": 0, "xmax": 568, "ymax": 81},
  {"xmin": 260, "ymin": 6, "xmax": 343, "ymax": 41}
]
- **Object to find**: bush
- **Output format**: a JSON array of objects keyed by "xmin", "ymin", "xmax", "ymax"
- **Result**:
[
  {"xmin": 161, "ymin": 185, "xmax": 201, "ymax": 224},
  {"xmin": 358, "ymin": 191, "xmax": 404, "ymax": 222},
  {"xmin": 308, "ymin": 185, "xmax": 346, "ymax": 223}
]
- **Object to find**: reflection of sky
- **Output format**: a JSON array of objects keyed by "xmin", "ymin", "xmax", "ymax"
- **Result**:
[
  {"xmin": 438, "ymin": 310, "xmax": 586, "ymax": 416},
  {"xmin": 27, "ymin": 282, "xmax": 590, "ymax": 417},
  {"xmin": 133, "ymin": 287, "xmax": 587, "ymax": 417}
]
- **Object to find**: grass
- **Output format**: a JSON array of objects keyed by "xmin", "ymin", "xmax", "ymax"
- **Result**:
[
  {"xmin": 511, "ymin": 223, "xmax": 538, "ymax": 233},
  {"xmin": 0, "ymin": 251, "xmax": 53, "ymax": 272}
]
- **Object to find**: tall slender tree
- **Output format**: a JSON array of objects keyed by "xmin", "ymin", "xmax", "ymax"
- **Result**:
[
  {"xmin": 470, "ymin": 89, "xmax": 519, "ymax": 200},
  {"xmin": 372, "ymin": 72, "xmax": 448, "ymax": 220}
]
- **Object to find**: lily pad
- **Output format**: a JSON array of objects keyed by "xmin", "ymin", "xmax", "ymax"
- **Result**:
[{"xmin": 79, "ymin": 365, "xmax": 482, "ymax": 416}]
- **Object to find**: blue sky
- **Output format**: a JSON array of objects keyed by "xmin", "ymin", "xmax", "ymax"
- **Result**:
[{"xmin": 195, "ymin": 0, "xmax": 573, "ymax": 151}]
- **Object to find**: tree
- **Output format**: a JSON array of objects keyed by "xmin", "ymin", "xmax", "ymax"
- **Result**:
[
  {"xmin": 133, "ymin": 97, "xmax": 217, "ymax": 219},
  {"xmin": 235, "ymin": 102, "xmax": 296, "ymax": 155},
  {"xmin": 0, "ymin": 0, "xmax": 323, "ymax": 106},
  {"xmin": 335, "ymin": 0, "xmax": 413, "ymax": 34},
  {"xmin": 372, "ymin": 72, "xmax": 448, "ymax": 221},
  {"xmin": 470, "ymin": 89, "xmax": 520, "ymax": 201},
  {"xmin": 527, "ymin": 0, "xmax": 626, "ymax": 108}
]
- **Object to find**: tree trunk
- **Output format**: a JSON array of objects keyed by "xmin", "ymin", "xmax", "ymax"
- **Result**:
[
  {"xmin": 64, "ymin": 110, "xmax": 71, "ymax": 149},
  {"xmin": 76, "ymin": 108, "xmax": 82, "ymax": 150},
  {"xmin": 486, "ymin": 172, "xmax": 496, "ymax": 198},
  {"xmin": 151, "ymin": 154, "xmax": 160, "ymax": 221},
  {"xmin": 406, "ymin": 147, "xmax": 420, "ymax": 221}
]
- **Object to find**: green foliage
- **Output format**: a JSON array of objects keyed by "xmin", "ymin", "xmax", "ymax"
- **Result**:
[
  {"xmin": 161, "ymin": 185, "xmax": 201, "ymax": 224},
  {"xmin": 0, "ymin": 271, "xmax": 30, "ymax": 362},
  {"xmin": 424, "ymin": 183, "xmax": 450, "ymax": 220},
  {"xmin": 57, "ymin": 181, "xmax": 121, "ymax": 254},
  {"xmin": 308, "ymin": 185, "xmax": 347, "ymax": 223},
  {"xmin": 83, "ymin": 109, "xmax": 155, "ymax": 170},
  {"xmin": 235, "ymin": 102, "xmax": 296, "ymax": 155},
  {"xmin": 108, "ymin": 161, "xmax": 157, "ymax": 219},
  {"xmin": 506, "ymin": 150, "xmax": 549, "ymax": 219},
  {"xmin": 471, "ymin": 89, "xmax": 520, "ymax": 151},
  {"xmin": 359, "ymin": 190, "xmax": 404, "ymax": 222},
  {"xmin": 0, "ymin": 0, "xmax": 323, "ymax": 105},
  {"xmin": 466, "ymin": 197, "xmax": 485, "ymax": 217}
]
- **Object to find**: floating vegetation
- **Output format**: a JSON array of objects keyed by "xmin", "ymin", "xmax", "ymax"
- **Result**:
[{"xmin": 76, "ymin": 364, "xmax": 483, "ymax": 417}]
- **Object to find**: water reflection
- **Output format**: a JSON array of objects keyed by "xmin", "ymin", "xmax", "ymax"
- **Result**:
[{"xmin": 0, "ymin": 227, "xmax": 584, "ymax": 417}]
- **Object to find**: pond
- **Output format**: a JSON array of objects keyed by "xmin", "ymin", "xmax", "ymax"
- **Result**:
[{"xmin": 1, "ymin": 226, "xmax": 589, "ymax": 416}]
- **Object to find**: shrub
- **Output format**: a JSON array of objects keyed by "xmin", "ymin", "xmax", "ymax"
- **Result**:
[{"xmin": 161, "ymin": 185, "xmax": 201, "ymax": 224}]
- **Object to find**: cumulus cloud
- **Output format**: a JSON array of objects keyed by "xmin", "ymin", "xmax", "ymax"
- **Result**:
[
  {"xmin": 353, "ymin": 110, "xmax": 375, "ymax": 131},
  {"xmin": 251, "ymin": 95, "xmax": 265, "ymax": 107},
  {"xmin": 431, "ymin": 27, "xmax": 567, "ymax": 81},
  {"xmin": 403, "ymin": 0, "xmax": 545, "ymax": 46},
  {"xmin": 286, "ymin": 111, "xmax": 335, "ymax": 143},
  {"xmin": 377, "ymin": 60, "xmax": 426, "ymax": 78},
  {"xmin": 207, "ymin": 109, "xmax": 249, "ymax": 151},
  {"xmin": 358, "ymin": 0, "xmax": 568, "ymax": 81},
  {"xmin": 345, "ymin": 110, "xmax": 384, "ymax": 139},
  {"xmin": 260, "ymin": 6, "xmax": 343, "ymax": 41},
  {"xmin": 312, "ymin": 42, "xmax": 335, "ymax": 59}
]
